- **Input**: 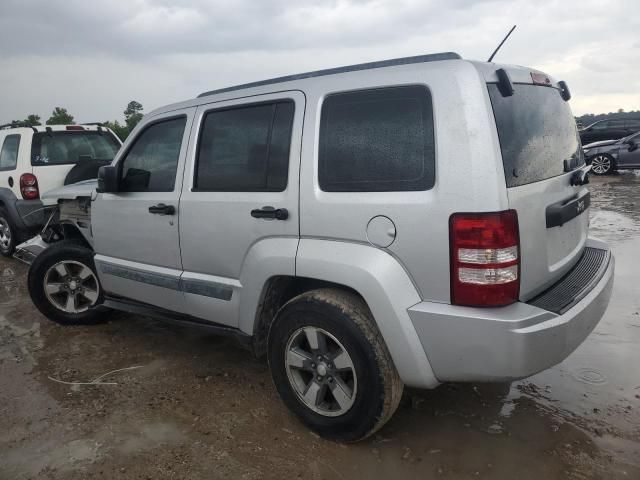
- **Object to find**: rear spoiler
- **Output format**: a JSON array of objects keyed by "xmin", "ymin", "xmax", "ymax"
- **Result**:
[{"xmin": 495, "ymin": 68, "xmax": 571, "ymax": 101}]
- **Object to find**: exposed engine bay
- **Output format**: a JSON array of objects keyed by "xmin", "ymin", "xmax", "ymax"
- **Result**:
[{"xmin": 14, "ymin": 180, "xmax": 97, "ymax": 264}]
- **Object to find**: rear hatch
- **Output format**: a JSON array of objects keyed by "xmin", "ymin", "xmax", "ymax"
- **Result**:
[
  {"xmin": 487, "ymin": 79, "xmax": 588, "ymax": 300},
  {"xmin": 31, "ymin": 127, "xmax": 121, "ymax": 195}
]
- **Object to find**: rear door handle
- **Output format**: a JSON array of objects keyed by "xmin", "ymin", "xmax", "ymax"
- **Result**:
[
  {"xmin": 148, "ymin": 203, "xmax": 176, "ymax": 215},
  {"xmin": 251, "ymin": 206, "xmax": 288, "ymax": 220}
]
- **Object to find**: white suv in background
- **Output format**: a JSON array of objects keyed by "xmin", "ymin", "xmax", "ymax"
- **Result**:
[{"xmin": 0, "ymin": 124, "xmax": 121, "ymax": 256}]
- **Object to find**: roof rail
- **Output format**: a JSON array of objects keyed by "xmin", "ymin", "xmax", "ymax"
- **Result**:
[
  {"xmin": 0, "ymin": 123, "xmax": 38, "ymax": 132},
  {"xmin": 198, "ymin": 51, "xmax": 462, "ymax": 98}
]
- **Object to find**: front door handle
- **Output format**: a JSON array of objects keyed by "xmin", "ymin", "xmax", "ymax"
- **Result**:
[
  {"xmin": 251, "ymin": 206, "xmax": 288, "ymax": 220},
  {"xmin": 148, "ymin": 203, "xmax": 176, "ymax": 215}
]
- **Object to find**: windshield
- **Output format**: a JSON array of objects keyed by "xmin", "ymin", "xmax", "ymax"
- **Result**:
[
  {"xmin": 488, "ymin": 83, "xmax": 584, "ymax": 188},
  {"xmin": 31, "ymin": 131, "xmax": 120, "ymax": 166}
]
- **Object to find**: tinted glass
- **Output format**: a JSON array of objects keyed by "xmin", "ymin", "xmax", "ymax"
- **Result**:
[
  {"xmin": 120, "ymin": 117, "xmax": 186, "ymax": 192},
  {"xmin": 0, "ymin": 135, "xmax": 20, "ymax": 171},
  {"xmin": 625, "ymin": 119, "xmax": 640, "ymax": 130},
  {"xmin": 319, "ymin": 86, "xmax": 434, "ymax": 192},
  {"xmin": 196, "ymin": 101, "xmax": 293, "ymax": 191},
  {"xmin": 488, "ymin": 84, "xmax": 583, "ymax": 188},
  {"xmin": 608, "ymin": 120, "xmax": 626, "ymax": 128},
  {"xmin": 31, "ymin": 131, "xmax": 120, "ymax": 165}
]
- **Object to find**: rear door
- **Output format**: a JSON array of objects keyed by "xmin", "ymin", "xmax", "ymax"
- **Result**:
[
  {"xmin": 92, "ymin": 109, "xmax": 194, "ymax": 312},
  {"xmin": 488, "ymin": 82, "xmax": 589, "ymax": 300},
  {"xmin": 178, "ymin": 92, "xmax": 303, "ymax": 327}
]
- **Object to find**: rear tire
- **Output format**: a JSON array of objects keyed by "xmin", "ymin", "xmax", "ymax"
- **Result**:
[
  {"xmin": 28, "ymin": 240, "xmax": 110, "ymax": 325},
  {"xmin": 268, "ymin": 288, "xmax": 403, "ymax": 442},
  {"xmin": 0, "ymin": 208, "xmax": 18, "ymax": 257},
  {"xmin": 590, "ymin": 153, "xmax": 615, "ymax": 175}
]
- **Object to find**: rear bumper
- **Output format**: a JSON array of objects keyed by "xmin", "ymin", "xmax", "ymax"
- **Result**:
[{"xmin": 408, "ymin": 238, "xmax": 614, "ymax": 382}]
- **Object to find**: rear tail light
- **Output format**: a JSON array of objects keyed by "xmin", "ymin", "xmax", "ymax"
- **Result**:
[
  {"xmin": 450, "ymin": 210, "xmax": 520, "ymax": 307},
  {"xmin": 20, "ymin": 173, "xmax": 40, "ymax": 200}
]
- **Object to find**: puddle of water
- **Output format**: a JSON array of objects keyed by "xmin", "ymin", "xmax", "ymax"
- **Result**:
[
  {"xmin": 0, "ymin": 266, "xmax": 20, "ymax": 307},
  {"xmin": 518, "ymin": 175, "xmax": 640, "ymax": 436}
]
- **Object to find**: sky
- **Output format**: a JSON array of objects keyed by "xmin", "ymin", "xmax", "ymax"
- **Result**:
[{"xmin": 0, "ymin": 0, "xmax": 638, "ymax": 124}]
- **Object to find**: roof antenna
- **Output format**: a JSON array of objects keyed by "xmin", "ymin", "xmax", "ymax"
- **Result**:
[{"xmin": 487, "ymin": 25, "xmax": 516, "ymax": 62}]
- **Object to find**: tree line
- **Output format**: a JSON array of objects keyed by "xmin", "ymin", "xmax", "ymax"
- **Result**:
[{"xmin": 7, "ymin": 101, "xmax": 144, "ymax": 141}]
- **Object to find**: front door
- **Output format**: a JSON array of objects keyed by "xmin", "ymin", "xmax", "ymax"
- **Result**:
[
  {"xmin": 616, "ymin": 133, "xmax": 640, "ymax": 168},
  {"xmin": 178, "ymin": 92, "xmax": 304, "ymax": 327},
  {"xmin": 92, "ymin": 109, "xmax": 194, "ymax": 312}
]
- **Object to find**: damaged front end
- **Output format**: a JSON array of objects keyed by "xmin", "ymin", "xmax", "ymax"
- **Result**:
[{"xmin": 14, "ymin": 180, "xmax": 96, "ymax": 265}]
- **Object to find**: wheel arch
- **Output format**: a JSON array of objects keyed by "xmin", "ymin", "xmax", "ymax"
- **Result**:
[
  {"xmin": 0, "ymin": 188, "xmax": 25, "ymax": 228},
  {"xmin": 249, "ymin": 238, "xmax": 439, "ymax": 389}
]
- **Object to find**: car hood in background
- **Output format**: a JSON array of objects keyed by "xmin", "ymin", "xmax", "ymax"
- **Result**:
[
  {"xmin": 41, "ymin": 179, "xmax": 98, "ymax": 202},
  {"xmin": 583, "ymin": 139, "xmax": 619, "ymax": 149}
]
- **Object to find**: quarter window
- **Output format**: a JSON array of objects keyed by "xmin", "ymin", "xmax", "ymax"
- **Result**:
[
  {"xmin": 319, "ymin": 86, "xmax": 435, "ymax": 192},
  {"xmin": 119, "ymin": 117, "xmax": 187, "ymax": 193},
  {"xmin": 0, "ymin": 135, "xmax": 20, "ymax": 171},
  {"xmin": 195, "ymin": 101, "xmax": 294, "ymax": 192}
]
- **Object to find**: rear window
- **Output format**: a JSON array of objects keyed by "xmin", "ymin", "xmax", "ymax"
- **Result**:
[
  {"xmin": 319, "ymin": 85, "xmax": 435, "ymax": 192},
  {"xmin": 31, "ymin": 131, "xmax": 120, "ymax": 166},
  {"xmin": 488, "ymin": 84, "xmax": 583, "ymax": 188}
]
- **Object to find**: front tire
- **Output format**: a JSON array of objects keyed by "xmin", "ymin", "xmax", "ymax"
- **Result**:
[
  {"xmin": 590, "ymin": 153, "xmax": 615, "ymax": 175},
  {"xmin": 268, "ymin": 288, "xmax": 403, "ymax": 442},
  {"xmin": 0, "ymin": 209, "xmax": 18, "ymax": 257},
  {"xmin": 28, "ymin": 241, "xmax": 109, "ymax": 325}
]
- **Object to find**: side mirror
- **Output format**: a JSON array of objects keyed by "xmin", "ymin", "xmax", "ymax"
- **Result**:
[
  {"xmin": 627, "ymin": 141, "xmax": 638, "ymax": 152},
  {"xmin": 97, "ymin": 165, "xmax": 119, "ymax": 193}
]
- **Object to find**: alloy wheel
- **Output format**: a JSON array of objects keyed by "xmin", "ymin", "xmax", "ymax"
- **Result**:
[
  {"xmin": 43, "ymin": 260, "xmax": 100, "ymax": 314},
  {"xmin": 284, "ymin": 326, "xmax": 357, "ymax": 417},
  {"xmin": 591, "ymin": 155, "xmax": 611, "ymax": 174}
]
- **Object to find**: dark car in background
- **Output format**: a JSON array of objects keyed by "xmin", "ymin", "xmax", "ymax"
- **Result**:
[
  {"xmin": 579, "ymin": 118, "xmax": 640, "ymax": 144},
  {"xmin": 583, "ymin": 131, "xmax": 640, "ymax": 175}
]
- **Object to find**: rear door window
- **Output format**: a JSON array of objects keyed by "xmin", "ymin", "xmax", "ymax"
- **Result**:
[
  {"xmin": 0, "ymin": 135, "xmax": 20, "ymax": 171},
  {"xmin": 488, "ymin": 84, "xmax": 583, "ymax": 188},
  {"xmin": 31, "ymin": 131, "xmax": 120, "ymax": 166},
  {"xmin": 195, "ymin": 101, "xmax": 294, "ymax": 192},
  {"xmin": 318, "ymin": 86, "xmax": 435, "ymax": 192}
]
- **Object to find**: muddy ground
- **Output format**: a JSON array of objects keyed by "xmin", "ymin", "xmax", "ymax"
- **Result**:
[{"xmin": 1, "ymin": 173, "xmax": 639, "ymax": 479}]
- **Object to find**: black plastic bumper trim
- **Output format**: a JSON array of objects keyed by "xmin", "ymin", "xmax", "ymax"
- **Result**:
[{"xmin": 528, "ymin": 246, "xmax": 610, "ymax": 314}]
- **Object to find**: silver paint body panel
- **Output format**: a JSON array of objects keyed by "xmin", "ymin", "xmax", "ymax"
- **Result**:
[{"xmin": 40, "ymin": 54, "xmax": 611, "ymax": 389}]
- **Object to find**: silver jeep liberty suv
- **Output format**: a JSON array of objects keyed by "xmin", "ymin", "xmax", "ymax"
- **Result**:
[{"xmin": 24, "ymin": 52, "xmax": 614, "ymax": 442}]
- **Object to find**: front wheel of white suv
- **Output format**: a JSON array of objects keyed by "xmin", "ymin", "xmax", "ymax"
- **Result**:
[{"xmin": 268, "ymin": 288, "xmax": 404, "ymax": 442}]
